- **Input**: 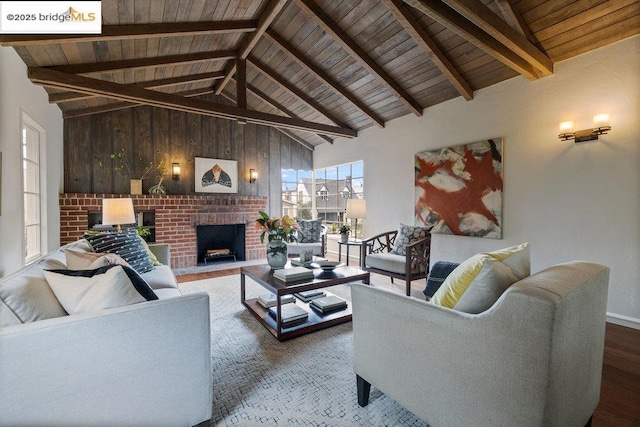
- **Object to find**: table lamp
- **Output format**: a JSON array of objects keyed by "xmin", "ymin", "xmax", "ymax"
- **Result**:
[
  {"xmin": 346, "ymin": 199, "xmax": 366, "ymax": 240},
  {"xmin": 102, "ymin": 198, "xmax": 136, "ymax": 232}
]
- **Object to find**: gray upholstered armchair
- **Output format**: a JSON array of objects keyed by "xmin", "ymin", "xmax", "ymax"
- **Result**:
[
  {"xmin": 361, "ymin": 229, "xmax": 431, "ymax": 296},
  {"xmin": 352, "ymin": 262, "xmax": 609, "ymax": 426}
]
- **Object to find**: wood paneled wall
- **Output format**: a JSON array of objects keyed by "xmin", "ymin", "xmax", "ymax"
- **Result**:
[{"xmin": 64, "ymin": 96, "xmax": 313, "ymax": 215}]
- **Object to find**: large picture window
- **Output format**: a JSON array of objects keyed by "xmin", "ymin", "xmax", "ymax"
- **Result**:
[
  {"xmin": 281, "ymin": 162, "xmax": 364, "ymax": 235},
  {"xmin": 281, "ymin": 169, "xmax": 313, "ymax": 220},
  {"xmin": 314, "ymin": 161, "xmax": 364, "ymax": 234}
]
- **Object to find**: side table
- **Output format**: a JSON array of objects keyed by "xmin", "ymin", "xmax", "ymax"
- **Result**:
[{"xmin": 337, "ymin": 240, "xmax": 371, "ymax": 268}]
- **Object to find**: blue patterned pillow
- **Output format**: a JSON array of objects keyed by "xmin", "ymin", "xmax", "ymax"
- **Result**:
[
  {"xmin": 391, "ymin": 224, "xmax": 431, "ymax": 256},
  {"xmin": 85, "ymin": 229, "xmax": 154, "ymax": 274},
  {"xmin": 297, "ymin": 219, "xmax": 323, "ymax": 243}
]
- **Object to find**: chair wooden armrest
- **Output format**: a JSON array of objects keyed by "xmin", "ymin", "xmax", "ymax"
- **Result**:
[
  {"xmin": 404, "ymin": 234, "xmax": 432, "ymax": 287},
  {"xmin": 361, "ymin": 230, "xmax": 397, "ymax": 262}
]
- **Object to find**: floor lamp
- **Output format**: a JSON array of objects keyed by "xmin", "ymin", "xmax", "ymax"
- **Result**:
[
  {"xmin": 102, "ymin": 198, "xmax": 136, "ymax": 232},
  {"xmin": 346, "ymin": 199, "xmax": 366, "ymax": 241}
]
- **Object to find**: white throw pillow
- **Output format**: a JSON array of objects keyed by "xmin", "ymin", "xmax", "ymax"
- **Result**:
[{"xmin": 44, "ymin": 265, "xmax": 157, "ymax": 315}]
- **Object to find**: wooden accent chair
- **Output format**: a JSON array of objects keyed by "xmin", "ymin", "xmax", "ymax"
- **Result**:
[{"xmin": 361, "ymin": 229, "xmax": 431, "ymax": 296}]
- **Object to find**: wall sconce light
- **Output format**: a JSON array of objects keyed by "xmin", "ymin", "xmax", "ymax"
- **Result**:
[
  {"xmin": 559, "ymin": 114, "xmax": 612, "ymax": 143},
  {"xmin": 249, "ymin": 169, "xmax": 258, "ymax": 183},
  {"xmin": 172, "ymin": 162, "xmax": 181, "ymax": 180}
]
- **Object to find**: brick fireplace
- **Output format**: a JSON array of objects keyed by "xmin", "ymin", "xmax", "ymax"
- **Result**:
[{"xmin": 59, "ymin": 193, "xmax": 267, "ymax": 268}]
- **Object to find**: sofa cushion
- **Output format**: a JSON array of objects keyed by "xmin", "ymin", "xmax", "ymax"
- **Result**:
[
  {"xmin": 431, "ymin": 243, "xmax": 530, "ymax": 313},
  {"xmin": 391, "ymin": 224, "xmax": 431, "ymax": 256},
  {"xmin": 365, "ymin": 252, "xmax": 408, "ymax": 275},
  {"xmin": 85, "ymin": 230, "xmax": 154, "ymax": 274},
  {"xmin": 286, "ymin": 242, "xmax": 323, "ymax": 256},
  {"xmin": 44, "ymin": 265, "xmax": 158, "ymax": 315},
  {"xmin": 65, "ymin": 249, "xmax": 129, "ymax": 270},
  {"xmin": 141, "ymin": 264, "xmax": 178, "ymax": 290},
  {"xmin": 296, "ymin": 219, "xmax": 323, "ymax": 243}
]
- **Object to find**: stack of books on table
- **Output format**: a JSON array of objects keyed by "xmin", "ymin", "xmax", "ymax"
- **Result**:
[
  {"xmin": 268, "ymin": 303, "xmax": 309, "ymax": 324},
  {"xmin": 293, "ymin": 289, "xmax": 326, "ymax": 303},
  {"xmin": 273, "ymin": 266, "xmax": 314, "ymax": 283},
  {"xmin": 309, "ymin": 295, "xmax": 348, "ymax": 314},
  {"xmin": 290, "ymin": 256, "xmax": 327, "ymax": 267},
  {"xmin": 257, "ymin": 293, "xmax": 296, "ymax": 308}
]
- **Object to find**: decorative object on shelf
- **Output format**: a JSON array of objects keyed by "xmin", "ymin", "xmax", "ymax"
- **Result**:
[
  {"xmin": 249, "ymin": 168, "xmax": 258, "ymax": 183},
  {"xmin": 130, "ymin": 179, "xmax": 142, "ymax": 195},
  {"xmin": 172, "ymin": 162, "xmax": 181, "ymax": 180},
  {"xmin": 101, "ymin": 148, "xmax": 167, "ymax": 195},
  {"xmin": 415, "ymin": 138, "xmax": 503, "ymax": 239},
  {"xmin": 148, "ymin": 178, "xmax": 166, "ymax": 195},
  {"xmin": 558, "ymin": 113, "xmax": 611, "ymax": 143},
  {"xmin": 255, "ymin": 211, "xmax": 299, "ymax": 269},
  {"xmin": 101, "ymin": 198, "xmax": 135, "ymax": 232},
  {"xmin": 194, "ymin": 157, "xmax": 238, "ymax": 193},
  {"xmin": 345, "ymin": 199, "xmax": 366, "ymax": 240},
  {"xmin": 339, "ymin": 225, "xmax": 350, "ymax": 242}
]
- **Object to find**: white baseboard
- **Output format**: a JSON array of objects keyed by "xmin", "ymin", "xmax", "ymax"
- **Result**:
[{"xmin": 607, "ymin": 312, "xmax": 640, "ymax": 330}]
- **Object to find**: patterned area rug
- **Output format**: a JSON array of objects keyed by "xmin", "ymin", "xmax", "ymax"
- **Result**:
[{"xmin": 179, "ymin": 275, "xmax": 426, "ymax": 426}]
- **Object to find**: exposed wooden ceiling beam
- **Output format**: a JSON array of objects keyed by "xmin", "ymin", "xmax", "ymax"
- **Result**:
[
  {"xmin": 264, "ymin": 29, "xmax": 385, "ymax": 128},
  {"xmin": 62, "ymin": 87, "xmax": 217, "ymax": 118},
  {"xmin": 0, "ymin": 21, "xmax": 258, "ymax": 46},
  {"xmin": 403, "ymin": 0, "xmax": 542, "ymax": 80},
  {"xmin": 49, "ymin": 71, "xmax": 226, "ymax": 103},
  {"xmin": 215, "ymin": 0, "xmax": 288, "ymax": 95},
  {"xmin": 218, "ymin": 90, "xmax": 316, "ymax": 151},
  {"xmin": 248, "ymin": 56, "xmax": 350, "ymax": 130},
  {"xmin": 294, "ymin": 0, "xmax": 423, "ymax": 117},
  {"xmin": 49, "ymin": 50, "xmax": 236, "ymax": 75},
  {"xmin": 28, "ymin": 67, "xmax": 357, "ymax": 138},
  {"xmin": 441, "ymin": 0, "xmax": 553, "ymax": 76},
  {"xmin": 236, "ymin": 57, "xmax": 247, "ymax": 123},
  {"xmin": 238, "ymin": 79, "xmax": 333, "ymax": 144},
  {"xmin": 382, "ymin": 0, "xmax": 473, "ymax": 101},
  {"xmin": 494, "ymin": 0, "xmax": 539, "ymax": 45}
]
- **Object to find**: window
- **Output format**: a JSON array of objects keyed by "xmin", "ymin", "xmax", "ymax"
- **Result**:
[
  {"xmin": 281, "ymin": 169, "xmax": 312, "ymax": 219},
  {"xmin": 21, "ymin": 112, "xmax": 46, "ymax": 265},
  {"xmin": 314, "ymin": 161, "xmax": 364, "ymax": 234}
]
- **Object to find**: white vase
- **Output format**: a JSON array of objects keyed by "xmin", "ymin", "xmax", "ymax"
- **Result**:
[
  {"xmin": 341, "ymin": 233, "xmax": 349, "ymax": 242},
  {"xmin": 266, "ymin": 239, "xmax": 287, "ymax": 269}
]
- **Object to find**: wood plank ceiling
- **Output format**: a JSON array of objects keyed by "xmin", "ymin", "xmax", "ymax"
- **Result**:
[{"xmin": 2, "ymin": 0, "xmax": 638, "ymax": 148}]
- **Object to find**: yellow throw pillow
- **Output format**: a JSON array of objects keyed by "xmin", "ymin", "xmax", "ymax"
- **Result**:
[{"xmin": 431, "ymin": 243, "xmax": 530, "ymax": 314}]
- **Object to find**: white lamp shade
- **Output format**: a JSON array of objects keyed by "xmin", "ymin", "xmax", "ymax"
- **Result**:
[
  {"xmin": 346, "ymin": 199, "xmax": 367, "ymax": 219},
  {"xmin": 102, "ymin": 198, "xmax": 135, "ymax": 226}
]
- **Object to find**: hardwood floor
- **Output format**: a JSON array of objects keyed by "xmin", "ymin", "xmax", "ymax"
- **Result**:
[{"xmin": 176, "ymin": 267, "xmax": 640, "ymax": 425}]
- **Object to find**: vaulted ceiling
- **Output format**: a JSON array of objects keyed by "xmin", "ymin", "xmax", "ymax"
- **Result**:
[{"xmin": 2, "ymin": 0, "xmax": 638, "ymax": 149}]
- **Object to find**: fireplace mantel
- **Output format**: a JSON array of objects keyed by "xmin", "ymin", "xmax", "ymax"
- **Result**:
[{"xmin": 59, "ymin": 193, "xmax": 267, "ymax": 268}]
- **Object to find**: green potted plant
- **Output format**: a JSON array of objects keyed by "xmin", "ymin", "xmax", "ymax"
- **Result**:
[{"xmin": 339, "ymin": 224, "xmax": 351, "ymax": 242}]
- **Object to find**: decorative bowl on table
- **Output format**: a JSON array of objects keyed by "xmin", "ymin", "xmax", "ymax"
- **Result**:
[{"xmin": 310, "ymin": 260, "xmax": 343, "ymax": 271}]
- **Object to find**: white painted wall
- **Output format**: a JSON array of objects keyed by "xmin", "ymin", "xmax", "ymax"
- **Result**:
[
  {"xmin": 0, "ymin": 46, "xmax": 64, "ymax": 277},
  {"xmin": 315, "ymin": 36, "xmax": 640, "ymax": 328}
]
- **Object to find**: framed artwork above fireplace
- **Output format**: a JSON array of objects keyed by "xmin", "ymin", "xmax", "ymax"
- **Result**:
[{"xmin": 194, "ymin": 157, "xmax": 238, "ymax": 193}]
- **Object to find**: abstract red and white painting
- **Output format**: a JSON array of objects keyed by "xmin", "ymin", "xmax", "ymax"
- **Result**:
[{"xmin": 414, "ymin": 138, "xmax": 503, "ymax": 239}]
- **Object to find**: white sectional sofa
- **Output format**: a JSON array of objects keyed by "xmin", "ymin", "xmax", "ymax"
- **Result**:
[{"xmin": 0, "ymin": 239, "xmax": 212, "ymax": 426}]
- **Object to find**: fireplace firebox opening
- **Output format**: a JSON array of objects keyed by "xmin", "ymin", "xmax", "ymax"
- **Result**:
[{"xmin": 196, "ymin": 224, "xmax": 246, "ymax": 265}]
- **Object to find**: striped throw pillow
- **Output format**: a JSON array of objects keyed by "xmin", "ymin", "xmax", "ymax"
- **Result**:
[{"xmin": 85, "ymin": 229, "xmax": 154, "ymax": 274}]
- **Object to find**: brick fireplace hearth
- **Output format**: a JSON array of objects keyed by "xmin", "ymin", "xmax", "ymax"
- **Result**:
[{"xmin": 59, "ymin": 194, "xmax": 267, "ymax": 268}]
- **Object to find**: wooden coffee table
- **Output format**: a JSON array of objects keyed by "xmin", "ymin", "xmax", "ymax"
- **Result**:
[{"xmin": 241, "ymin": 263, "xmax": 370, "ymax": 341}]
